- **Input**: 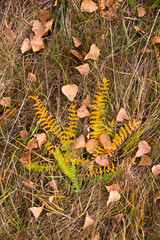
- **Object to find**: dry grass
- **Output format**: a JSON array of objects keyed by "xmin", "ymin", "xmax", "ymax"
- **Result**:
[{"xmin": 0, "ymin": 0, "xmax": 160, "ymax": 239}]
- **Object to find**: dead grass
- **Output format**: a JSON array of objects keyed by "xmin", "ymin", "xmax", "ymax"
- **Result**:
[{"xmin": 0, "ymin": 0, "xmax": 160, "ymax": 239}]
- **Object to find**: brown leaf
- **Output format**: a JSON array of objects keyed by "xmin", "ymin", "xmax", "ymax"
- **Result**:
[
  {"xmin": 21, "ymin": 38, "xmax": 32, "ymax": 53},
  {"xmin": 44, "ymin": 19, "xmax": 54, "ymax": 30},
  {"xmin": 91, "ymin": 232, "xmax": 100, "ymax": 240},
  {"xmin": 72, "ymin": 36, "xmax": 82, "ymax": 48},
  {"xmin": 152, "ymin": 164, "xmax": 160, "ymax": 177},
  {"xmin": 20, "ymin": 130, "xmax": 29, "ymax": 139},
  {"xmin": 38, "ymin": 10, "xmax": 49, "ymax": 24},
  {"xmin": 100, "ymin": 9, "xmax": 117, "ymax": 21},
  {"xmin": 27, "ymin": 72, "xmax": 37, "ymax": 82},
  {"xmin": 82, "ymin": 95, "xmax": 91, "ymax": 108},
  {"xmin": 70, "ymin": 49, "xmax": 83, "ymax": 61},
  {"xmin": 95, "ymin": 154, "xmax": 109, "ymax": 167},
  {"xmin": 154, "ymin": 192, "xmax": 160, "ymax": 203},
  {"xmin": 107, "ymin": 190, "xmax": 121, "ymax": 206},
  {"xmin": 106, "ymin": 183, "xmax": 120, "ymax": 192},
  {"xmin": 0, "ymin": 97, "xmax": 11, "ymax": 107},
  {"xmin": 137, "ymin": 7, "xmax": 146, "ymax": 17},
  {"xmin": 29, "ymin": 205, "xmax": 43, "ymax": 220},
  {"xmin": 140, "ymin": 46, "xmax": 150, "ymax": 53},
  {"xmin": 24, "ymin": 180, "xmax": 36, "ymax": 189},
  {"xmin": 75, "ymin": 63, "xmax": 90, "ymax": 76},
  {"xmin": 72, "ymin": 134, "xmax": 86, "ymax": 149},
  {"xmin": 116, "ymin": 108, "xmax": 131, "ymax": 122},
  {"xmin": 77, "ymin": 105, "xmax": 90, "ymax": 118},
  {"xmin": 3, "ymin": 23, "xmax": 16, "ymax": 40},
  {"xmin": 49, "ymin": 179, "xmax": 58, "ymax": 191},
  {"xmin": 134, "ymin": 26, "xmax": 145, "ymax": 34},
  {"xmin": 32, "ymin": 20, "xmax": 49, "ymax": 37},
  {"xmin": 86, "ymin": 139, "xmax": 99, "ymax": 154},
  {"xmin": 84, "ymin": 44, "xmax": 100, "ymax": 61},
  {"xmin": 49, "ymin": 195, "xmax": 54, "ymax": 203},
  {"xmin": 99, "ymin": 0, "xmax": 106, "ymax": 10},
  {"xmin": 30, "ymin": 35, "xmax": 45, "ymax": 52},
  {"xmin": 20, "ymin": 151, "xmax": 31, "ymax": 164},
  {"xmin": 27, "ymin": 138, "xmax": 39, "ymax": 150},
  {"xmin": 136, "ymin": 141, "xmax": 151, "ymax": 157},
  {"xmin": 34, "ymin": 133, "xmax": 47, "ymax": 149},
  {"xmin": 83, "ymin": 124, "xmax": 90, "ymax": 140},
  {"xmin": 0, "ymin": 109, "xmax": 10, "ymax": 120},
  {"xmin": 106, "ymin": 0, "xmax": 113, "ymax": 8},
  {"xmin": 98, "ymin": 133, "xmax": 112, "ymax": 150},
  {"xmin": 151, "ymin": 36, "xmax": 160, "ymax": 45},
  {"xmin": 61, "ymin": 84, "xmax": 78, "ymax": 101},
  {"xmin": 112, "ymin": 213, "xmax": 123, "ymax": 228},
  {"xmin": 83, "ymin": 212, "xmax": 94, "ymax": 229},
  {"xmin": 138, "ymin": 155, "xmax": 152, "ymax": 166},
  {"xmin": 81, "ymin": 0, "xmax": 98, "ymax": 13},
  {"xmin": 30, "ymin": 20, "xmax": 36, "ymax": 26}
]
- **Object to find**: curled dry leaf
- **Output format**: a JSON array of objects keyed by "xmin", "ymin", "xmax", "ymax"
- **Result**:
[
  {"xmin": 44, "ymin": 19, "xmax": 54, "ymax": 30},
  {"xmin": 98, "ymin": 133, "xmax": 112, "ymax": 150},
  {"xmin": 49, "ymin": 195, "xmax": 54, "ymax": 203},
  {"xmin": 81, "ymin": 0, "xmax": 98, "ymax": 13},
  {"xmin": 3, "ymin": 23, "xmax": 16, "ymax": 40},
  {"xmin": 84, "ymin": 44, "xmax": 100, "ymax": 61},
  {"xmin": 77, "ymin": 105, "xmax": 90, "ymax": 118},
  {"xmin": 112, "ymin": 213, "xmax": 123, "ymax": 229},
  {"xmin": 138, "ymin": 155, "xmax": 152, "ymax": 166},
  {"xmin": 21, "ymin": 38, "xmax": 32, "ymax": 53},
  {"xmin": 137, "ymin": 7, "xmax": 146, "ymax": 17},
  {"xmin": 34, "ymin": 133, "xmax": 47, "ymax": 149},
  {"xmin": 70, "ymin": 49, "xmax": 83, "ymax": 61},
  {"xmin": 152, "ymin": 164, "xmax": 160, "ymax": 177},
  {"xmin": 95, "ymin": 154, "xmax": 109, "ymax": 167},
  {"xmin": 61, "ymin": 84, "xmax": 78, "ymax": 101},
  {"xmin": 106, "ymin": 0, "xmax": 113, "ymax": 8},
  {"xmin": 38, "ymin": 10, "xmax": 49, "ymax": 24},
  {"xmin": 83, "ymin": 123, "xmax": 90, "ymax": 140},
  {"xmin": 29, "ymin": 205, "xmax": 43, "ymax": 220},
  {"xmin": 134, "ymin": 26, "xmax": 145, "ymax": 34},
  {"xmin": 83, "ymin": 212, "xmax": 94, "ymax": 229},
  {"xmin": 116, "ymin": 108, "xmax": 131, "ymax": 122},
  {"xmin": 20, "ymin": 151, "xmax": 31, "ymax": 164},
  {"xmin": 72, "ymin": 36, "xmax": 82, "ymax": 48},
  {"xmin": 30, "ymin": 35, "xmax": 45, "ymax": 52},
  {"xmin": 86, "ymin": 139, "xmax": 99, "ymax": 154},
  {"xmin": 24, "ymin": 180, "xmax": 36, "ymax": 189},
  {"xmin": 49, "ymin": 179, "xmax": 58, "ymax": 191},
  {"xmin": 27, "ymin": 72, "xmax": 37, "ymax": 82},
  {"xmin": 99, "ymin": 0, "xmax": 106, "ymax": 10},
  {"xmin": 151, "ymin": 36, "xmax": 160, "ymax": 45},
  {"xmin": 100, "ymin": 9, "xmax": 117, "ymax": 21},
  {"xmin": 107, "ymin": 190, "xmax": 121, "ymax": 206},
  {"xmin": 32, "ymin": 20, "xmax": 49, "ymax": 37},
  {"xmin": 20, "ymin": 130, "xmax": 29, "ymax": 138},
  {"xmin": 106, "ymin": 183, "xmax": 120, "ymax": 192},
  {"xmin": 136, "ymin": 141, "xmax": 151, "ymax": 157},
  {"xmin": 75, "ymin": 63, "xmax": 90, "ymax": 76},
  {"xmin": 154, "ymin": 192, "xmax": 160, "ymax": 203},
  {"xmin": 0, "ymin": 97, "xmax": 11, "ymax": 107},
  {"xmin": 27, "ymin": 138, "xmax": 39, "ymax": 150},
  {"xmin": 72, "ymin": 134, "xmax": 85, "ymax": 149},
  {"xmin": 82, "ymin": 95, "xmax": 91, "ymax": 108}
]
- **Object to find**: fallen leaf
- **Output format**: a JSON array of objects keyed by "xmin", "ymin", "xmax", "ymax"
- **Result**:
[
  {"xmin": 21, "ymin": 38, "xmax": 32, "ymax": 53},
  {"xmin": 77, "ymin": 105, "xmax": 90, "ymax": 118},
  {"xmin": 140, "ymin": 46, "xmax": 150, "ymax": 53},
  {"xmin": 27, "ymin": 138, "xmax": 39, "ymax": 150},
  {"xmin": 75, "ymin": 63, "xmax": 90, "ymax": 76},
  {"xmin": 38, "ymin": 10, "xmax": 49, "ymax": 24},
  {"xmin": 84, "ymin": 44, "xmax": 100, "ymax": 61},
  {"xmin": 151, "ymin": 36, "xmax": 160, "ymax": 45},
  {"xmin": 30, "ymin": 20, "xmax": 36, "ymax": 26},
  {"xmin": 70, "ymin": 49, "xmax": 83, "ymax": 61},
  {"xmin": 3, "ymin": 23, "xmax": 16, "ymax": 40},
  {"xmin": 100, "ymin": 9, "xmax": 117, "ymax": 21},
  {"xmin": 95, "ymin": 154, "xmax": 109, "ymax": 167},
  {"xmin": 0, "ymin": 109, "xmax": 10, "ymax": 120},
  {"xmin": 83, "ymin": 212, "xmax": 94, "ymax": 228},
  {"xmin": 32, "ymin": 20, "xmax": 49, "ymax": 37},
  {"xmin": 91, "ymin": 232, "xmax": 101, "ymax": 240},
  {"xmin": 98, "ymin": 133, "xmax": 112, "ymax": 150},
  {"xmin": 44, "ymin": 19, "xmax": 54, "ymax": 30},
  {"xmin": 0, "ymin": 97, "xmax": 11, "ymax": 107},
  {"xmin": 116, "ymin": 108, "xmax": 131, "ymax": 122},
  {"xmin": 106, "ymin": 183, "xmax": 120, "ymax": 192},
  {"xmin": 24, "ymin": 180, "xmax": 36, "ymax": 189},
  {"xmin": 82, "ymin": 95, "xmax": 91, "ymax": 108},
  {"xmin": 20, "ymin": 130, "xmax": 29, "ymax": 138},
  {"xmin": 134, "ymin": 26, "xmax": 145, "ymax": 34},
  {"xmin": 72, "ymin": 134, "xmax": 86, "ymax": 149},
  {"xmin": 86, "ymin": 139, "xmax": 99, "ymax": 154},
  {"xmin": 154, "ymin": 192, "xmax": 160, "ymax": 203},
  {"xmin": 30, "ymin": 35, "xmax": 45, "ymax": 52},
  {"xmin": 152, "ymin": 164, "xmax": 160, "ymax": 177},
  {"xmin": 106, "ymin": 0, "xmax": 113, "ymax": 8},
  {"xmin": 29, "ymin": 205, "xmax": 43, "ymax": 220},
  {"xmin": 112, "ymin": 213, "xmax": 123, "ymax": 228},
  {"xmin": 83, "ymin": 124, "xmax": 90, "ymax": 140},
  {"xmin": 20, "ymin": 151, "xmax": 31, "ymax": 164},
  {"xmin": 49, "ymin": 179, "xmax": 58, "ymax": 191},
  {"xmin": 99, "ymin": 0, "xmax": 106, "ymax": 10},
  {"xmin": 107, "ymin": 190, "xmax": 121, "ymax": 206},
  {"xmin": 34, "ymin": 133, "xmax": 47, "ymax": 149},
  {"xmin": 81, "ymin": 0, "xmax": 98, "ymax": 13},
  {"xmin": 27, "ymin": 72, "xmax": 37, "ymax": 82},
  {"xmin": 72, "ymin": 36, "xmax": 82, "ymax": 47},
  {"xmin": 136, "ymin": 141, "xmax": 151, "ymax": 157},
  {"xmin": 61, "ymin": 84, "xmax": 78, "ymax": 101},
  {"xmin": 137, "ymin": 7, "xmax": 146, "ymax": 17},
  {"xmin": 138, "ymin": 155, "xmax": 152, "ymax": 166},
  {"xmin": 49, "ymin": 195, "xmax": 54, "ymax": 203}
]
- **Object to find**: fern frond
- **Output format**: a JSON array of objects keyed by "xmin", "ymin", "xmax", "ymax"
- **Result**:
[
  {"xmin": 24, "ymin": 162, "xmax": 55, "ymax": 172},
  {"xmin": 70, "ymin": 162, "xmax": 81, "ymax": 191}
]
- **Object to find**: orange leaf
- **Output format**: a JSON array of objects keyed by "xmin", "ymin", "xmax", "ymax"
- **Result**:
[
  {"xmin": 38, "ymin": 10, "xmax": 49, "ymax": 24},
  {"xmin": 106, "ymin": 0, "xmax": 113, "ymax": 8},
  {"xmin": 138, "ymin": 155, "xmax": 152, "ymax": 166},
  {"xmin": 61, "ymin": 84, "xmax": 78, "ymax": 101},
  {"xmin": 21, "ymin": 38, "xmax": 32, "ymax": 54},
  {"xmin": 27, "ymin": 138, "xmax": 39, "ymax": 150},
  {"xmin": 44, "ymin": 19, "xmax": 54, "ymax": 30},
  {"xmin": 134, "ymin": 26, "xmax": 145, "ymax": 34},
  {"xmin": 86, "ymin": 139, "xmax": 99, "ymax": 154},
  {"xmin": 3, "ymin": 23, "xmax": 16, "ymax": 40},
  {"xmin": 34, "ymin": 133, "xmax": 47, "ymax": 149},
  {"xmin": 84, "ymin": 44, "xmax": 100, "ymax": 61},
  {"xmin": 98, "ymin": 133, "xmax": 112, "ymax": 150},
  {"xmin": 77, "ymin": 105, "xmax": 90, "ymax": 118},
  {"xmin": 29, "ymin": 205, "xmax": 43, "ymax": 220},
  {"xmin": 100, "ymin": 9, "xmax": 117, "ymax": 21},
  {"xmin": 72, "ymin": 36, "xmax": 82, "ymax": 48},
  {"xmin": 151, "ymin": 36, "xmax": 160, "ymax": 45},
  {"xmin": 99, "ymin": 0, "xmax": 106, "ymax": 10},
  {"xmin": 81, "ymin": 0, "xmax": 98, "ymax": 13},
  {"xmin": 75, "ymin": 63, "xmax": 90, "ymax": 76},
  {"xmin": 49, "ymin": 195, "xmax": 54, "ymax": 203},
  {"xmin": 95, "ymin": 154, "xmax": 109, "ymax": 167},
  {"xmin": 70, "ymin": 49, "xmax": 83, "ymax": 61},
  {"xmin": 20, "ymin": 130, "xmax": 29, "ymax": 139},
  {"xmin": 137, "ymin": 7, "xmax": 146, "ymax": 17},
  {"xmin": 136, "ymin": 141, "xmax": 151, "ymax": 157},
  {"xmin": 0, "ymin": 109, "xmax": 10, "ymax": 120},
  {"xmin": 116, "ymin": 108, "xmax": 131, "ymax": 122},
  {"xmin": 30, "ymin": 35, "xmax": 45, "ymax": 52},
  {"xmin": 24, "ymin": 180, "xmax": 36, "ymax": 189},
  {"xmin": 154, "ymin": 192, "xmax": 160, "ymax": 203},
  {"xmin": 0, "ymin": 97, "xmax": 11, "ymax": 107},
  {"xmin": 73, "ymin": 134, "xmax": 86, "ymax": 149},
  {"xmin": 32, "ymin": 20, "xmax": 49, "ymax": 37},
  {"xmin": 106, "ymin": 183, "xmax": 120, "ymax": 192},
  {"xmin": 152, "ymin": 164, "xmax": 160, "ymax": 177},
  {"xmin": 107, "ymin": 190, "xmax": 121, "ymax": 206},
  {"xmin": 82, "ymin": 95, "xmax": 91, "ymax": 108},
  {"xmin": 27, "ymin": 72, "xmax": 37, "ymax": 82},
  {"xmin": 83, "ymin": 212, "xmax": 94, "ymax": 229},
  {"xmin": 49, "ymin": 179, "xmax": 58, "ymax": 191},
  {"xmin": 20, "ymin": 151, "xmax": 31, "ymax": 164}
]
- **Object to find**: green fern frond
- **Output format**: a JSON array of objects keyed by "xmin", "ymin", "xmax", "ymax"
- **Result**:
[
  {"xmin": 70, "ymin": 162, "xmax": 81, "ymax": 191},
  {"xmin": 24, "ymin": 162, "xmax": 55, "ymax": 172}
]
